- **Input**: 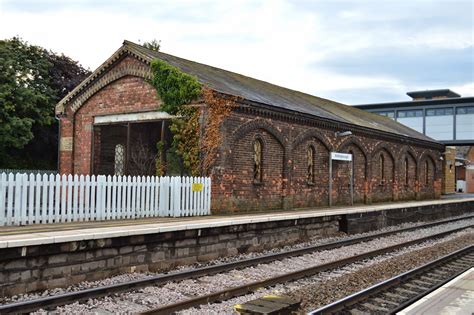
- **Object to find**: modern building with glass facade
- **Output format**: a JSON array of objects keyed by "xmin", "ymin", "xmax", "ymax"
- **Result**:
[
  {"xmin": 354, "ymin": 89, "xmax": 474, "ymax": 194},
  {"xmin": 354, "ymin": 89, "xmax": 474, "ymax": 146}
]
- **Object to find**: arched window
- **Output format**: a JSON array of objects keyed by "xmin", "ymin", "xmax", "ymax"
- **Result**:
[
  {"xmin": 405, "ymin": 157, "xmax": 409, "ymax": 186},
  {"xmin": 253, "ymin": 139, "xmax": 263, "ymax": 183},
  {"xmin": 114, "ymin": 144, "xmax": 125, "ymax": 176},
  {"xmin": 307, "ymin": 146, "xmax": 315, "ymax": 184},
  {"xmin": 379, "ymin": 154, "xmax": 385, "ymax": 182},
  {"xmin": 425, "ymin": 160, "xmax": 429, "ymax": 185}
]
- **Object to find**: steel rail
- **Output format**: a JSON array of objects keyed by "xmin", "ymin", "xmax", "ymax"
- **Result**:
[
  {"xmin": 308, "ymin": 245, "xmax": 473, "ymax": 315},
  {"xmin": 139, "ymin": 224, "xmax": 473, "ymax": 315},
  {"xmin": 0, "ymin": 216, "xmax": 472, "ymax": 314}
]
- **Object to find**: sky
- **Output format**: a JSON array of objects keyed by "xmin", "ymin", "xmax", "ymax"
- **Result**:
[{"xmin": 0, "ymin": 0, "xmax": 473, "ymax": 104}]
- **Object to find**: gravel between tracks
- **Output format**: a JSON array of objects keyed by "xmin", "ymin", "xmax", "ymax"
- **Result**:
[
  {"xmin": 290, "ymin": 233, "xmax": 474, "ymax": 312},
  {"xmin": 180, "ymin": 231, "xmax": 473, "ymax": 315},
  {"xmin": 43, "ymin": 219, "xmax": 474, "ymax": 314}
]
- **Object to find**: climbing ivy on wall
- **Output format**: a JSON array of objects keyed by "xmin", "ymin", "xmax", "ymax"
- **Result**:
[
  {"xmin": 150, "ymin": 60, "xmax": 202, "ymax": 115},
  {"xmin": 150, "ymin": 59, "xmax": 236, "ymax": 177}
]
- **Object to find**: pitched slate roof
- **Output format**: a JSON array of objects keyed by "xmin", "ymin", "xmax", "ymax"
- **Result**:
[{"xmin": 57, "ymin": 40, "xmax": 441, "ymax": 145}]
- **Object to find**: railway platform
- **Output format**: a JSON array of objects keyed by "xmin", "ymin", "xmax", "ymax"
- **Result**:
[
  {"xmin": 0, "ymin": 196, "xmax": 472, "ymax": 296},
  {"xmin": 0, "ymin": 196, "xmax": 474, "ymax": 249},
  {"xmin": 398, "ymin": 267, "xmax": 474, "ymax": 315},
  {"xmin": 1, "ymin": 197, "xmax": 473, "ymax": 249}
]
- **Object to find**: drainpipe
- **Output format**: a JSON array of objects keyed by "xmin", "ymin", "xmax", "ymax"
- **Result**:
[{"xmin": 55, "ymin": 114, "xmax": 60, "ymax": 173}]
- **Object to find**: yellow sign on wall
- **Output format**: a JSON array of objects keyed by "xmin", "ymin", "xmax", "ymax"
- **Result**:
[{"xmin": 192, "ymin": 183, "xmax": 203, "ymax": 192}]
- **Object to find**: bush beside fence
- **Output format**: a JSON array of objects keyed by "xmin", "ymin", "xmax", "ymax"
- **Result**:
[{"xmin": 0, "ymin": 173, "xmax": 211, "ymax": 226}]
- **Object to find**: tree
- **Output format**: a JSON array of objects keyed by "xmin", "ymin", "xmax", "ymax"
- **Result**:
[
  {"xmin": 0, "ymin": 37, "xmax": 90, "ymax": 169},
  {"xmin": 0, "ymin": 37, "xmax": 54, "ymax": 154},
  {"xmin": 46, "ymin": 52, "xmax": 91, "ymax": 99},
  {"xmin": 141, "ymin": 39, "xmax": 161, "ymax": 51}
]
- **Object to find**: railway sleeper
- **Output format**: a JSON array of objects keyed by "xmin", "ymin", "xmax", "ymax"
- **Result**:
[
  {"xmin": 394, "ymin": 287, "xmax": 420, "ymax": 296},
  {"xmin": 402, "ymin": 283, "xmax": 426, "ymax": 293},
  {"xmin": 348, "ymin": 308, "xmax": 367, "ymax": 315},
  {"xmin": 411, "ymin": 279, "xmax": 435, "ymax": 287},
  {"xmin": 382, "ymin": 292, "xmax": 409, "ymax": 302},
  {"xmin": 431, "ymin": 269, "xmax": 449, "ymax": 276},
  {"xmin": 371, "ymin": 297, "xmax": 399, "ymax": 307},
  {"xmin": 447, "ymin": 261, "xmax": 470, "ymax": 268},
  {"xmin": 360, "ymin": 302, "xmax": 390, "ymax": 312},
  {"xmin": 420, "ymin": 275, "xmax": 444, "ymax": 282}
]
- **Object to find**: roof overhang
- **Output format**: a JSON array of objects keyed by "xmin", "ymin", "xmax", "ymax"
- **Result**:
[{"xmin": 55, "ymin": 41, "xmax": 154, "ymax": 116}]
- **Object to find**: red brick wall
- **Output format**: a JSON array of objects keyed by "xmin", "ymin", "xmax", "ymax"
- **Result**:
[
  {"xmin": 212, "ymin": 110, "xmax": 442, "ymax": 212},
  {"xmin": 59, "ymin": 56, "xmax": 160, "ymax": 175},
  {"xmin": 59, "ymin": 56, "xmax": 443, "ymax": 213}
]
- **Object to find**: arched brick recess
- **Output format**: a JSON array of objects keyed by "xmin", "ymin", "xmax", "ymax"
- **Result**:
[
  {"xmin": 231, "ymin": 118, "xmax": 288, "ymax": 148},
  {"xmin": 335, "ymin": 140, "xmax": 368, "ymax": 204},
  {"xmin": 370, "ymin": 146, "xmax": 395, "ymax": 202},
  {"xmin": 290, "ymin": 136, "xmax": 330, "ymax": 208},
  {"xmin": 291, "ymin": 129, "xmax": 333, "ymax": 152},
  {"xmin": 397, "ymin": 147, "xmax": 418, "ymax": 200},
  {"xmin": 228, "ymin": 119, "xmax": 287, "ymax": 211},
  {"xmin": 418, "ymin": 152, "xmax": 439, "ymax": 199}
]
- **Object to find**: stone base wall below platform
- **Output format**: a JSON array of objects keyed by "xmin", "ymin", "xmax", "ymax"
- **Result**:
[
  {"xmin": 341, "ymin": 200, "xmax": 474, "ymax": 234},
  {"xmin": 0, "ymin": 216, "xmax": 338, "ymax": 297}
]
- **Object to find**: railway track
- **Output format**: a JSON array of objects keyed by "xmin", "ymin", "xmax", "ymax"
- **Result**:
[
  {"xmin": 309, "ymin": 245, "xmax": 474, "ymax": 315},
  {"xmin": 0, "ymin": 216, "xmax": 472, "ymax": 314}
]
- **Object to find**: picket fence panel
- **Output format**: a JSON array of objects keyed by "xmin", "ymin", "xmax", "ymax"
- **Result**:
[{"xmin": 0, "ymin": 173, "xmax": 211, "ymax": 226}]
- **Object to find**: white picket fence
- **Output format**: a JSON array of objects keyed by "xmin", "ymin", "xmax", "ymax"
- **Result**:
[{"xmin": 0, "ymin": 173, "xmax": 211, "ymax": 226}]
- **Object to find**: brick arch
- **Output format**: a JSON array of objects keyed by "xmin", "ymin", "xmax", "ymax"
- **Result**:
[
  {"xmin": 231, "ymin": 119, "xmax": 287, "ymax": 148},
  {"xmin": 398, "ymin": 147, "xmax": 418, "ymax": 200},
  {"xmin": 291, "ymin": 129, "xmax": 332, "ymax": 152},
  {"xmin": 64, "ymin": 63, "xmax": 153, "ymax": 115},
  {"xmin": 229, "ymin": 119, "xmax": 287, "ymax": 211},
  {"xmin": 333, "ymin": 137, "xmax": 368, "ymax": 204},
  {"xmin": 369, "ymin": 143, "xmax": 396, "ymax": 162},
  {"xmin": 418, "ymin": 152, "xmax": 438, "ymax": 181},
  {"xmin": 336, "ymin": 137, "xmax": 369, "ymax": 159},
  {"xmin": 336, "ymin": 137, "xmax": 369, "ymax": 179},
  {"xmin": 370, "ymin": 146, "xmax": 395, "ymax": 202}
]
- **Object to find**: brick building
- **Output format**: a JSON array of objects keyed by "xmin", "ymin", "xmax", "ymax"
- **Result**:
[{"xmin": 56, "ymin": 41, "xmax": 444, "ymax": 212}]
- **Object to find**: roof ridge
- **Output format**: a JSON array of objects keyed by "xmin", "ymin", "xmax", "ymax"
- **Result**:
[
  {"xmin": 124, "ymin": 40, "xmax": 346, "ymax": 108},
  {"xmin": 56, "ymin": 39, "xmax": 442, "ymax": 146}
]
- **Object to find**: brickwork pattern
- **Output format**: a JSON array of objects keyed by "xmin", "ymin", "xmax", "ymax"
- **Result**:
[
  {"xmin": 59, "ymin": 56, "xmax": 160, "ymax": 175},
  {"xmin": 58, "ymin": 55, "xmax": 443, "ymax": 213},
  {"xmin": 213, "ymin": 111, "xmax": 443, "ymax": 212}
]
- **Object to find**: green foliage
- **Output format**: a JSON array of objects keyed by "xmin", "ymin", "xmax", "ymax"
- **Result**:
[
  {"xmin": 169, "ymin": 109, "xmax": 201, "ymax": 176},
  {"xmin": 150, "ymin": 59, "xmax": 203, "ymax": 176},
  {"xmin": 0, "ymin": 37, "xmax": 55, "ymax": 154},
  {"xmin": 0, "ymin": 37, "xmax": 90, "ymax": 169},
  {"xmin": 150, "ymin": 59, "xmax": 202, "ymax": 115},
  {"xmin": 142, "ymin": 39, "xmax": 161, "ymax": 51}
]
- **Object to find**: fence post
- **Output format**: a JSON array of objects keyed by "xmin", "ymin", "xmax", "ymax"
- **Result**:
[
  {"xmin": 126, "ymin": 175, "xmax": 131, "ymax": 219},
  {"xmin": 72, "ymin": 174, "xmax": 79, "ymax": 222},
  {"xmin": 79, "ymin": 175, "xmax": 85, "ymax": 222},
  {"xmin": 61, "ymin": 174, "xmax": 67, "ymax": 223},
  {"xmin": 116, "ymin": 175, "xmax": 122, "ymax": 219},
  {"xmin": 90, "ymin": 175, "xmax": 96, "ymax": 221},
  {"xmin": 99, "ymin": 175, "xmax": 107, "ymax": 221},
  {"xmin": 55, "ymin": 174, "xmax": 60, "ymax": 223},
  {"xmin": 0, "ymin": 173, "xmax": 6, "ymax": 226},
  {"xmin": 207, "ymin": 177, "xmax": 212, "ymax": 215},
  {"xmin": 48, "ymin": 174, "xmax": 55, "ymax": 223},
  {"xmin": 6, "ymin": 173, "xmax": 14, "ymax": 225},
  {"xmin": 19, "ymin": 174, "xmax": 27, "ymax": 225}
]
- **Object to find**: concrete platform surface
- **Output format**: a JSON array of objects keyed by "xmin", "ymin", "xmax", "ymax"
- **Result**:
[
  {"xmin": 1, "ymin": 197, "xmax": 473, "ymax": 249},
  {"xmin": 397, "ymin": 268, "xmax": 474, "ymax": 315}
]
